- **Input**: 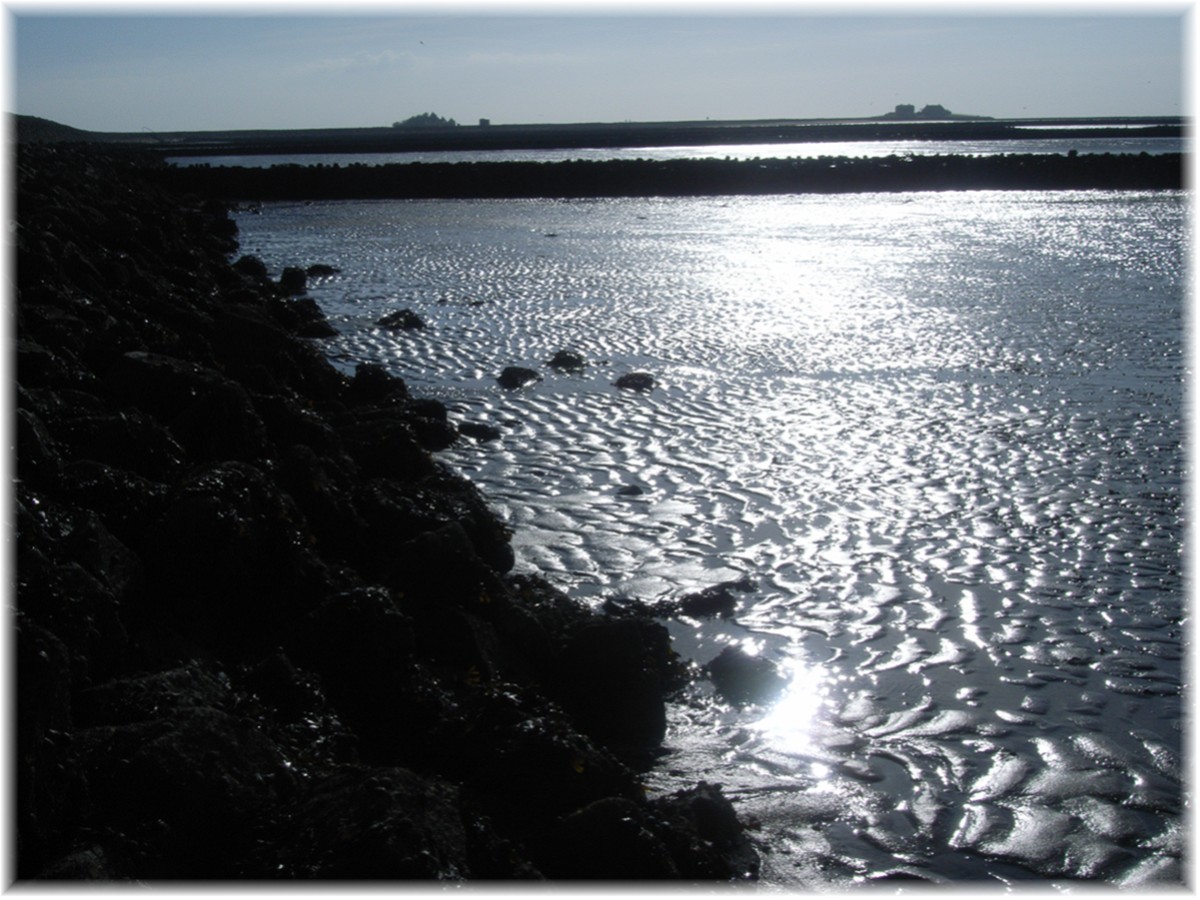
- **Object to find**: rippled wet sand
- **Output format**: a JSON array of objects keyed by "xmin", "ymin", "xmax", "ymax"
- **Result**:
[{"xmin": 236, "ymin": 191, "xmax": 1185, "ymax": 886}]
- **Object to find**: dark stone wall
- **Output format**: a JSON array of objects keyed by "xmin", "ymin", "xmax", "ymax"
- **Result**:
[{"xmin": 155, "ymin": 152, "xmax": 1185, "ymax": 202}]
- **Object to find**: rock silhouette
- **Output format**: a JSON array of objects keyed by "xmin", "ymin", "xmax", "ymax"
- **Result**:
[{"xmin": 155, "ymin": 152, "xmax": 1183, "ymax": 201}]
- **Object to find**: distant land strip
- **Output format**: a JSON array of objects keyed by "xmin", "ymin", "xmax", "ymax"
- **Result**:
[
  {"xmin": 155, "ymin": 153, "xmax": 1184, "ymax": 201},
  {"xmin": 14, "ymin": 113, "xmax": 1184, "ymax": 156}
]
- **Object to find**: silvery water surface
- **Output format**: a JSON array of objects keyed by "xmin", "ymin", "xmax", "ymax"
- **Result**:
[{"xmin": 233, "ymin": 186, "xmax": 1185, "ymax": 888}]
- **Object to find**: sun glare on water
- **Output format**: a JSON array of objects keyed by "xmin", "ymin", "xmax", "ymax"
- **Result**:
[{"xmin": 749, "ymin": 655, "xmax": 834, "ymax": 769}]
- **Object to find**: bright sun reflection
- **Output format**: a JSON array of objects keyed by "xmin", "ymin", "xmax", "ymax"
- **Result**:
[{"xmin": 750, "ymin": 657, "xmax": 831, "ymax": 757}]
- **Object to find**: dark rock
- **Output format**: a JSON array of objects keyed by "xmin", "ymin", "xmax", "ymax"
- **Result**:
[
  {"xmin": 167, "ymin": 379, "xmax": 272, "ymax": 463},
  {"xmin": 546, "ymin": 349, "xmax": 586, "ymax": 372},
  {"xmin": 677, "ymin": 577, "xmax": 757, "ymax": 619},
  {"xmin": 16, "ymin": 491, "xmax": 136, "ymax": 686},
  {"xmin": 69, "ymin": 707, "xmax": 299, "ymax": 877},
  {"xmin": 345, "ymin": 361, "xmax": 409, "ymax": 404},
  {"xmin": 388, "ymin": 520, "xmax": 496, "ymax": 605},
  {"xmin": 53, "ymin": 408, "xmax": 186, "ymax": 482},
  {"xmin": 405, "ymin": 398, "xmax": 458, "ymax": 452},
  {"xmin": 377, "ymin": 308, "xmax": 425, "ymax": 330},
  {"xmin": 616, "ymin": 484, "xmax": 645, "ymax": 496},
  {"xmin": 419, "ymin": 471, "xmax": 516, "ymax": 575},
  {"xmin": 36, "ymin": 846, "xmax": 120, "ymax": 879},
  {"xmin": 75, "ymin": 661, "xmax": 232, "ymax": 728},
  {"xmin": 56, "ymin": 460, "xmax": 171, "ymax": 551},
  {"xmin": 279, "ymin": 265, "xmax": 308, "ymax": 296},
  {"xmin": 106, "ymin": 351, "xmax": 233, "ymax": 419},
  {"xmin": 279, "ymin": 296, "xmax": 339, "ymax": 338},
  {"xmin": 232, "ymin": 255, "xmax": 269, "ymax": 282},
  {"xmin": 306, "ymin": 263, "xmax": 341, "ymax": 276},
  {"xmin": 254, "ymin": 393, "xmax": 345, "ymax": 455},
  {"xmin": 614, "ymin": 372, "xmax": 655, "ymax": 391},
  {"xmin": 548, "ymin": 797, "xmax": 678, "ymax": 878},
  {"xmin": 282, "ymin": 587, "xmax": 429, "ymax": 757},
  {"xmin": 544, "ymin": 782, "xmax": 759, "ymax": 880},
  {"xmin": 349, "ymin": 479, "xmax": 446, "ymax": 576},
  {"xmin": 207, "ymin": 303, "xmax": 349, "ymax": 403},
  {"xmin": 704, "ymin": 645, "xmax": 789, "ymax": 708},
  {"xmin": 336, "ymin": 411, "xmax": 437, "ymax": 481},
  {"xmin": 462, "ymin": 703, "xmax": 643, "ymax": 824},
  {"xmin": 277, "ymin": 444, "xmax": 365, "ymax": 564},
  {"xmin": 141, "ymin": 462, "xmax": 329, "ymax": 654},
  {"xmin": 241, "ymin": 652, "xmax": 323, "ymax": 721},
  {"xmin": 497, "ymin": 366, "xmax": 541, "ymax": 390},
  {"xmin": 16, "ymin": 407, "xmax": 63, "ymax": 486},
  {"xmin": 557, "ymin": 616, "xmax": 676, "ymax": 750},
  {"xmin": 271, "ymin": 766, "xmax": 472, "ymax": 878},
  {"xmin": 650, "ymin": 782, "xmax": 760, "ymax": 880},
  {"xmin": 459, "ymin": 421, "xmax": 503, "ymax": 442},
  {"xmin": 15, "ymin": 338, "xmax": 91, "ymax": 391},
  {"xmin": 104, "ymin": 352, "xmax": 275, "ymax": 462},
  {"xmin": 15, "ymin": 618, "xmax": 76, "ymax": 877}
]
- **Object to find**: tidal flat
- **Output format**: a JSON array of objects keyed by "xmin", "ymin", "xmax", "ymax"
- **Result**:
[{"xmin": 14, "ymin": 142, "xmax": 1186, "ymax": 887}]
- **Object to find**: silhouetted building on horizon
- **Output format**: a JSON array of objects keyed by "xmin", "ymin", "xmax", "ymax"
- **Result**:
[{"xmin": 883, "ymin": 103, "xmax": 963, "ymax": 120}]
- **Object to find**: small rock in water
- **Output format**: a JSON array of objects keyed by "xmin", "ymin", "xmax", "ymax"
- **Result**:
[
  {"xmin": 614, "ymin": 372, "xmax": 655, "ymax": 392},
  {"xmin": 677, "ymin": 578, "xmax": 756, "ymax": 619},
  {"xmin": 376, "ymin": 309, "xmax": 425, "ymax": 330},
  {"xmin": 546, "ymin": 349, "xmax": 586, "ymax": 372},
  {"xmin": 305, "ymin": 263, "xmax": 340, "ymax": 276},
  {"xmin": 616, "ymin": 484, "xmax": 645, "ymax": 497},
  {"xmin": 459, "ymin": 421, "xmax": 503, "ymax": 442},
  {"xmin": 496, "ymin": 366, "xmax": 541, "ymax": 390},
  {"xmin": 704, "ymin": 645, "xmax": 788, "ymax": 708}
]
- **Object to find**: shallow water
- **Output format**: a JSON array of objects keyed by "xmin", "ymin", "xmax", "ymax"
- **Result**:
[{"xmin": 234, "ymin": 190, "xmax": 1185, "ymax": 887}]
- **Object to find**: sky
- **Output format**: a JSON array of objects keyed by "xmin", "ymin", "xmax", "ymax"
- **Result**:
[{"xmin": 6, "ymin": 2, "xmax": 1192, "ymax": 133}]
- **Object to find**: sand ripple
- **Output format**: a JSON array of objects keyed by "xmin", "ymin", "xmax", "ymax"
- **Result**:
[{"xmin": 235, "ymin": 191, "xmax": 1184, "ymax": 886}]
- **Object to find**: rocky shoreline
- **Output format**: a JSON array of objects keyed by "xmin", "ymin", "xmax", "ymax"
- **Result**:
[{"xmin": 14, "ymin": 144, "xmax": 763, "ymax": 881}]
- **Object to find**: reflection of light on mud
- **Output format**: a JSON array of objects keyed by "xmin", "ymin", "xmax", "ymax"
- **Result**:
[{"xmin": 751, "ymin": 657, "xmax": 831, "ymax": 761}]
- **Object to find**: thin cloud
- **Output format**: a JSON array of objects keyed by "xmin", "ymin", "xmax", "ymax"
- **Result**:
[
  {"xmin": 289, "ymin": 48, "xmax": 407, "ymax": 75},
  {"xmin": 461, "ymin": 49, "xmax": 586, "ymax": 67}
]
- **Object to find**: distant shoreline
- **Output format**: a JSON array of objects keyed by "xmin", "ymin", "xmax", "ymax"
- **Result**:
[
  {"xmin": 15, "ymin": 113, "xmax": 1186, "ymax": 158},
  {"xmin": 155, "ymin": 152, "xmax": 1184, "ymax": 201}
]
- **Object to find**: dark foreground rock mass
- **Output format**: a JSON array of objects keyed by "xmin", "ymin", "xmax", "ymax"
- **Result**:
[
  {"xmin": 155, "ymin": 152, "xmax": 1184, "ymax": 202},
  {"xmin": 13, "ymin": 144, "xmax": 760, "ymax": 882}
]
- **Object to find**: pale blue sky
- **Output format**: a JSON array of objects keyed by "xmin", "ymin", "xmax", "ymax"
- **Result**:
[{"xmin": 9, "ymin": 6, "xmax": 1190, "ymax": 132}]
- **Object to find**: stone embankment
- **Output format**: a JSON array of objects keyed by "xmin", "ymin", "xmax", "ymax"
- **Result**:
[
  {"xmin": 14, "ymin": 144, "xmax": 760, "ymax": 881},
  {"xmin": 156, "ymin": 152, "xmax": 1184, "ymax": 201}
]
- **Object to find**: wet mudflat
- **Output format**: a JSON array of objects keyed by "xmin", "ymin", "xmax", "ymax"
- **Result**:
[{"xmin": 234, "ymin": 188, "xmax": 1185, "ymax": 886}]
